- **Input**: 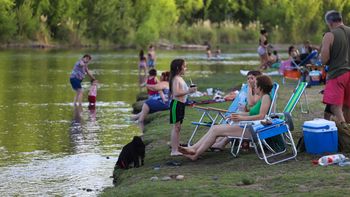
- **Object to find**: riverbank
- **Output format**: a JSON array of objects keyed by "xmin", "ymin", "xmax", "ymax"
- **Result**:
[
  {"xmin": 101, "ymin": 74, "xmax": 350, "ymax": 196},
  {"xmin": 0, "ymin": 41, "xmax": 293, "ymax": 52}
]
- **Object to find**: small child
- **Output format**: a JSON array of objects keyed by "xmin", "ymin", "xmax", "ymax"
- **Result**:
[
  {"xmin": 145, "ymin": 69, "xmax": 159, "ymax": 98},
  {"xmin": 138, "ymin": 50, "xmax": 147, "ymax": 79},
  {"xmin": 88, "ymin": 79, "xmax": 98, "ymax": 108}
]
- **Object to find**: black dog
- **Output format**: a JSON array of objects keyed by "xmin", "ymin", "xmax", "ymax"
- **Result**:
[{"xmin": 113, "ymin": 136, "xmax": 145, "ymax": 184}]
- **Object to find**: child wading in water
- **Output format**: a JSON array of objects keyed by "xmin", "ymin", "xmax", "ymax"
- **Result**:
[
  {"xmin": 88, "ymin": 79, "xmax": 98, "ymax": 109},
  {"xmin": 138, "ymin": 50, "xmax": 147, "ymax": 84},
  {"xmin": 169, "ymin": 59, "xmax": 197, "ymax": 156},
  {"xmin": 69, "ymin": 54, "xmax": 96, "ymax": 106}
]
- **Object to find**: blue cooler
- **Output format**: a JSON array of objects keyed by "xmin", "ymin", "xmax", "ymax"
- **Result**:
[{"xmin": 303, "ymin": 119, "xmax": 338, "ymax": 154}]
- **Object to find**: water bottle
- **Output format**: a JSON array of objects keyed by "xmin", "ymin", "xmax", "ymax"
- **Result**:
[
  {"xmin": 318, "ymin": 154, "xmax": 346, "ymax": 166},
  {"xmin": 237, "ymin": 91, "xmax": 247, "ymax": 112}
]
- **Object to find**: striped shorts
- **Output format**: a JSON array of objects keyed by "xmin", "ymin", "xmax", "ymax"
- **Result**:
[{"xmin": 169, "ymin": 100, "xmax": 186, "ymax": 124}]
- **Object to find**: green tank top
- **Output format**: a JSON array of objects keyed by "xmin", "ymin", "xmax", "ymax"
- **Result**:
[
  {"xmin": 249, "ymin": 99, "xmax": 262, "ymax": 116},
  {"xmin": 248, "ymin": 94, "xmax": 271, "ymax": 116},
  {"xmin": 328, "ymin": 26, "xmax": 350, "ymax": 79}
]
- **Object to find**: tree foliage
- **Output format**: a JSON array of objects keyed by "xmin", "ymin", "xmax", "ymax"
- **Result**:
[{"xmin": 2, "ymin": 0, "xmax": 350, "ymax": 46}]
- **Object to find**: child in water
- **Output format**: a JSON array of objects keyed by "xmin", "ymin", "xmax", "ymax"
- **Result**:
[
  {"xmin": 138, "ymin": 50, "xmax": 147, "ymax": 82},
  {"xmin": 88, "ymin": 79, "xmax": 98, "ymax": 108}
]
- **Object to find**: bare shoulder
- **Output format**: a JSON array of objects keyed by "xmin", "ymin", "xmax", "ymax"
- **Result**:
[
  {"xmin": 323, "ymin": 32, "xmax": 334, "ymax": 41},
  {"xmin": 262, "ymin": 94, "xmax": 272, "ymax": 102}
]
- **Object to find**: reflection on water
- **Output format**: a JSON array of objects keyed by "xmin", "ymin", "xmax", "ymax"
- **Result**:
[
  {"xmin": 0, "ymin": 153, "xmax": 116, "ymax": 196},
  {"xmin": 0, "ymin": 49, "xmax": 261, "ymax": 196}
]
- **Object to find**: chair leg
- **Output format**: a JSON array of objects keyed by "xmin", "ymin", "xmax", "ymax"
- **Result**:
[
  {"xmin": 230, "ymin": 124, "xmax": 248, "ymax": 157},
  {"xmin": 188, "ymin": 112, "xmax": 206, "ymax": 145},
  {"xmin": 259, "ymin": 131, "xmax": 298, "ymax": 165},
  {"xmin": 300, "ymin": 90, "xmax": 309, "ymax": 114}
]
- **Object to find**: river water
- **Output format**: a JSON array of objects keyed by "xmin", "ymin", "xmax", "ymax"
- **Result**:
[{"xmin": 0, "ymin": 49, "xmax": 262, "ymax": 196}]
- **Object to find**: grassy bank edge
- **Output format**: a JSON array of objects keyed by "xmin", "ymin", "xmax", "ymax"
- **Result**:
[{"xmin": 101, "ymin": 75, "xmax": 350, "ymax": 196}]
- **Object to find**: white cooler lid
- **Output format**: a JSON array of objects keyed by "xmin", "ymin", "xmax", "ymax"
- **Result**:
[{"xmin": 303, "ymin": 118, "xmax": 337, "ymax": 132}]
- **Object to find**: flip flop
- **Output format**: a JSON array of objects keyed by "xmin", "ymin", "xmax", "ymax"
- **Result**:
[
  {"xmin": 165, "ymin": 161, "xmax": 182, "ymax": 166},
  {"xmin": 207, "ymin": 147, "xmax": 223, "ymax": 152}
]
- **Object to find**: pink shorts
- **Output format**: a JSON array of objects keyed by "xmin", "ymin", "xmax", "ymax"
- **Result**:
[{"xmin": 323, "ymin": 71, "xmax": 350, "ymax": 107}]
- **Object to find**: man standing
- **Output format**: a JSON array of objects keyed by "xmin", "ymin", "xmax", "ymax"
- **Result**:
[{"xmin": 321, "ymin": 10, "xmax": 350, "ymax": 124}]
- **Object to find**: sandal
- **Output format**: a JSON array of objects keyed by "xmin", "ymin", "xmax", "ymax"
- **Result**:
[{"xmin": 207, "ymin": 147, "xmax": 223, "ymax": 152}]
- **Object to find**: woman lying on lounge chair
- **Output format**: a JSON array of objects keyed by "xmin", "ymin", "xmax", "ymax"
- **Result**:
[{"xmin": 179, "ymin": 75, "xmax": 273, "ymax": 160}]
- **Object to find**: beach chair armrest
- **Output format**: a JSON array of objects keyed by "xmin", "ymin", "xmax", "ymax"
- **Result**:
[
  {"xmin": 206, "ymin": 107, "xmax": 228, "ymax": 113},
  {"xmin": 193, "ymin": 105, "xmax": 228, "ymax": 113},
  {"xmin": 192, "ymin": 105, "xmax": 210, "ymax": 110}
]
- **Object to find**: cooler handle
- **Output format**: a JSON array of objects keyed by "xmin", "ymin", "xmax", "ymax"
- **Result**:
[{"xmin": 302, "ymin": 125, "xmax": 330, "ymax": 130}]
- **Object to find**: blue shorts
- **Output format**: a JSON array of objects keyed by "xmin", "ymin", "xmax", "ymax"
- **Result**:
[
  {"xmin": 147, "ymin": 59, "xmax": 155, "ymax": 68},
  {"xmin": 145, "ymin": 99, "xmax": 169, "ymax": 113},
  {"xmin": 70, "ymin": 78, "xmax": 82, "ymax": 90}
]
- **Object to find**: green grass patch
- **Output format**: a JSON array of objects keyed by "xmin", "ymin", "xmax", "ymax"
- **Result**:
[{"xmin": 101, "ymin": 75, "xmax": 350, "ymax": 196}]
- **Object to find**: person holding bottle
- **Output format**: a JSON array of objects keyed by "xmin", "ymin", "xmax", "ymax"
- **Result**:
[{"xmin": 169, "ymin": 59, "xmax": 197, "ymax": 156}]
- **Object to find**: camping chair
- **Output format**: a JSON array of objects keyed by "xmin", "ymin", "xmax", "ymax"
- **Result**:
[
  {"xmin": 228, "ymin": 83, "xmax": 308, "ymax": 163},
  {"xmin": 245, "ymin": 118, "xmax": 297, "ymax": 165},
  {"xmin": 281, "ymin": 81, "xmax": 309, "ymax": 115},
  {"xmin": 282, "ymin": 51, "xmax": 318, "ymax": 85},
  {"xmin": 188, "ymin": 84, "xmax": 248, "ymax": 145},
  {"xmin": 189, "ymin": 82, "xmax": 279, "ymax": 146},
  {"xmin": 227, "ymin": 82, "xmax": 281, "ymax": 158}
]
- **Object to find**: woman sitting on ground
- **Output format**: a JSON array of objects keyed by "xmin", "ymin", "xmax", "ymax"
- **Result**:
[
  {"xmin": 178, "ymin": 75, "xmax": 273, "ymax": 160},
  {"xmin": 131, "ymin": 71, "xmax": 170, "ymax": 132}
]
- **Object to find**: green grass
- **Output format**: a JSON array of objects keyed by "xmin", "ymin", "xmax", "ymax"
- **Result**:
[{"xmin": 101, "ymin": 75, "xmax": 350, "ymax": 197}]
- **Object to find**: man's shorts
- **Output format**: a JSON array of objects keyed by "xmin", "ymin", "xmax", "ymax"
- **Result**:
[
  {"xmin": 323, "ymin": 71, "xmax": 350, "ymax": 107},
  {"xmin": 170, "ymin": 100, "xmax": 186, "ymax": 124},
  {"xmin": 70, "ymin": 78, "xmax": 82, "ymax": 90}
]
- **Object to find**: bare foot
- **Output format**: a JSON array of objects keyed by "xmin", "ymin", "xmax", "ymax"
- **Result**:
[
  {"xmin": 178, "ymin": 146, "xmax": 195, "ymax": 155},
  {"xmin": 130, "ymin": 115, "xmax": 138, "ymax": 121},
  {"xmin": 182, "ymin": 153, "xmax": 198, "ymax": 161},
  {"xmin": 170, "ymin": 151, "xmax": 183, "ymax": 156}
]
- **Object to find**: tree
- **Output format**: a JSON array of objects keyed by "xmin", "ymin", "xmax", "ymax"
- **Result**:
[
  {"xmin": 0, "ymin": 0, "xmax": 16, "ymax": 42},
  {"xmin": 15, "ymin": 0, "xmax": 39, "ymax": 40},
  {"xmin": 134, "ymin": 0, "xmax": 178, "ymax": 47}
]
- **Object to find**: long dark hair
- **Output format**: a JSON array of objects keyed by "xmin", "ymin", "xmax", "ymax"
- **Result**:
[
  {"xmin": 139, "ymin": 50, "xmax": 145, "ymax": 61},
  {"xmin": 169, "ymin": 59, "xmax": 185, "ymax": 94}
]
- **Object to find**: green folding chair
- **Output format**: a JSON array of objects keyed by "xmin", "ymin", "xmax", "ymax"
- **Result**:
[{"xmin": 283, "ymin": 81, "xmax": 309, "ymax": 114}]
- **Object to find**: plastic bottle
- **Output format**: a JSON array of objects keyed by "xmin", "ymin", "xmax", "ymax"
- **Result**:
[
  {"xmin": 237, "ymin": 91, "xmax": 247, "ymax": 112},
  {"xmin": 318, "ymin": 154, "xmax": 346, "ymax": 166}
]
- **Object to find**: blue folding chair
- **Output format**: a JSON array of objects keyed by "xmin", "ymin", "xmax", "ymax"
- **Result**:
[
  {"xmin": 248, "ymin": 118, "xmax": 297, "ymax": 165},
  {"xmin": 188, "ymin": 84, "xmax": 249, "ymax": 145},
  {"xmin": 228, "ymin": 83, "xmax": 279, "ymax": 157}
]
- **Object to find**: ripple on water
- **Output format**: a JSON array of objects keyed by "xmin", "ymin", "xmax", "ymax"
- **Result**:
[{"xmin": 0, "ymin": 153, "xmax": 116, "ymax": 196}]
